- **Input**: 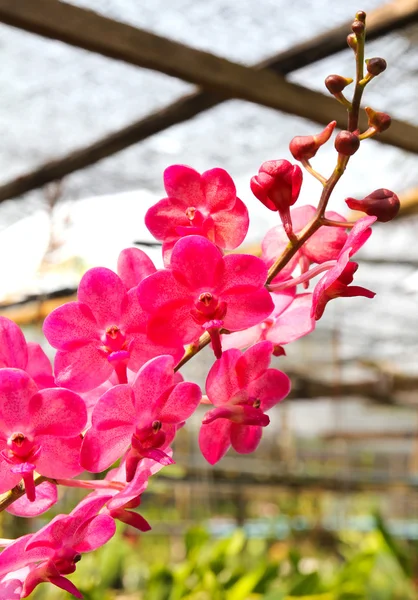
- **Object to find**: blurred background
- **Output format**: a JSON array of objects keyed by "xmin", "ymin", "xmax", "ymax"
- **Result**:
[{"xmin": 1, "ymin": 0, "xmax": 418, "ymax": 598}]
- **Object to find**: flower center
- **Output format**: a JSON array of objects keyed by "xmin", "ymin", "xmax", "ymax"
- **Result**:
[{"xmin": 185, "ymin": 206, "xmax": 196, "ymax": 221}]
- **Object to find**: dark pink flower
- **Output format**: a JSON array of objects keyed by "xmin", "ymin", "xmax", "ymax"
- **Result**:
[
  {"xmin": 138, "ymin": 235, "xmax": 274, "ymax": 358},
  {"xmin": 145, "ymin": 165, "xmax": 249, "ymax": 264},
  {"xmin": 0, "ymin": 369, "xmax": 86, "ymax": 501},
  {"xmin": 346, "ymin": 188, "xmax": 399, "ymax": 222},
  {"xmin": 311, "ymin": 216, "xmax": 377, "ymax": 320},
  {"xmin": 251, "ymin": 160, "xmax": 302, "ymax": 235},
  {"xmin": 7, "ymin": 481, "xmax": 57, "ymax": 517},
  {"xmin": 222, "ymin": 290, "xmax": 315, "ymax": 351},
  {"xmin": 43, "ymin": 266, "xmax": 183, "ymax": 391},
  {"xmin": 81, "ymin": 355, "xmax": 201, "ymax": 479},
  {"xmin": 11, "ymin": 503, "xmax": 116, "ymax": 598},
  {"xmin": 199, "ymin": 341, "xmax": 290, "ymax": 464}
]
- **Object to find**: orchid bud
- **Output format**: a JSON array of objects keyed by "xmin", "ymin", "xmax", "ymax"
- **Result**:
[
  {"xmin": 345, "ymin": 188, "xmax": 400, "ymax": 222},
  {"xmin": 251, "ymin": 160, "xmax": 303, "ymax": 236},
  {"xmin": 365, "ymin": 107, "xmax": 391, "ymax": 132},
  {"xmin": 325, "ymin": 75, "xmax": 353, "ymax": 94},
  {"xmin": 347, "ymin": 33, "xmax": 357, "ymax": 50},
  {"xmin": 352, "ymin": 19, "xmax": 365, "ymax": 35},
  {"xmin": 334, "ymin": 131, "xmax": 360, "ymax": 156},
  {"xmin": 366, "ymin": 57, "xmax": 387, "ymax": 76},
  {"xmin": 289, "ymin": 121, "xmax": 336, "ymax": 161}
]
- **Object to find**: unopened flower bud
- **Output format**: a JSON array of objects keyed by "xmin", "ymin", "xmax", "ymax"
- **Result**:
[
  {"xmin": 251, "ymin": 160, "xmax": 303, "ymax": 235},
  {"xmin": 365, "ymin": 107, "xmax": 391, "ymax": 132},
  {"xmin": 345, "ymin": 189, "xmax": 400, "ymax": 222},
  {"xmin": 334, "ymin": 131, "xmax": 360, "ymax": 156},
  {"xmin": 325, "ymin": 74, "xmax": 353, "ymax": 95},
  {"xmin": 347, "ymin": 33, "xmax": 357, "ymax": 50},
  {"xmin": 366, "ymin": 57, "xmax": 387, "ymax": 76},
  {"xmin": 289, "ymin": 121, "xmax": 336, "ymax": 161},
  {"xmin": 352, "ymin": 20, "xmax": 365, "ymax": 35}
]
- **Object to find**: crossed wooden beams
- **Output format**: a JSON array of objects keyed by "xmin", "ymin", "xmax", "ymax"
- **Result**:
[{"xmin": 0, "ymin": 0, "xmax": 417, "ymax": 204}]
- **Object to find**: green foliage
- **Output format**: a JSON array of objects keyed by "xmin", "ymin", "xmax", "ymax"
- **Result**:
[{"xmin": 31, "ymin": 521, "xmax": 417, "ymax": 600}]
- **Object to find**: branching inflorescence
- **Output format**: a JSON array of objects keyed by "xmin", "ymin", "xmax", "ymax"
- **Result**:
[{"xmin": 0, "ymin": 12, "xmax": 401, "ymax": 599}]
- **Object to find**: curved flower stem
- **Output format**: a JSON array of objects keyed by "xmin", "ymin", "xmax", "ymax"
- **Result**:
[
  {"xmin": 267, "ymin": 261, "xmax": 337, "ymax": 292},
  {"xmin": 321, "ymin": 218, "xmax": 355, "ymax": 228},
  {"xmin": 174, "ymin": 331, "xmax": 211, "ymax": 372},
  {"xmin": 0, "ymin": 474, "xmax": 48, "ymax": 512},
  {"xmin": 301, "ymin": 159, "xmax": 327, "ymax": 186},
  {"xmin": 266, "ymin": 12, "xmax": 367, "ymax": 286}
]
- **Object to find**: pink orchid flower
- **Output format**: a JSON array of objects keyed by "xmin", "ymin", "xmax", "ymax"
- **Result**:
[
  {"xmin": 262, "ymin": 205, "xmax": 348, "ymax": 280},
  {"xmin": 1, "ymin": 503, "xmax": 115, "ymax": 598},
  {"xmin": 43, "ymin": 266, "xmax": 184, "ymax": 392},
  {"xmin": 138, "ymin": 235, "xmax": 274, "ymax": 358},
  {"xmin": 145, "ymin": 165, "xmax": 249, "ymax": 264},
  {"xmin": 199, "ymin": 341, "xmax": 291, "ymax": 464},
  {"xmin": 81, "ymin": 355, "xmax": 201, "ymax": 480},
  {"xmin": 0, "ymin": 317, "xmax": 54, "ymax": 389},
  {"xmin": 311, "ymin": 216, "xmax": 376, "ymax": 320},
  {"xmin": 222, "ymin": 290, "xmax": 315, "ymax": 351},
  {"xmin": 0, "ymin": 369, "xmax": 87, "ymax": 502}
]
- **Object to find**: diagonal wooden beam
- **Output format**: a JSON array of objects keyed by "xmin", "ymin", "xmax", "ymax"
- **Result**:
[{"xmin": 0, "ymin": 0, "xmax": 417, "ymax": 204}]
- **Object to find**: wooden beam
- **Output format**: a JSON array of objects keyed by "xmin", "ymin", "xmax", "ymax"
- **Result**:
[{"xmin": 0, "ymin": 0, "xmax": 417, "ymax": 203}]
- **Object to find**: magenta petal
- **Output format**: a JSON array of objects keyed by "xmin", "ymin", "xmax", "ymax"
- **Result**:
[
  {"xmin": 236, "ymin": 341, "xmax": 273, "ymax": 387},
  {"xmin": 222, "ymin": 288, "xmax": 274, "ymax": 331},
  {"xmin": 26, "ymin": 343, "xmax": 55, "ymax": 389},
  {"xmin": 0, "ymin": 369, "xmax": 38, "ymax": 432},
  {"xmin": 248, "ymin": 369, "xmax": 291, "ymax": 411},
  {"xmin": 81, "ymin": 385, "xmax": 136, "ymax": 472},
  {"xmin": 205, "ymin": 348, "xmax": 241, "ymax": 406},
  {"xmin": 0, "ymin": 317, "xmax": 27, "ymax": 369},
  {"xmin": 78, "ymin": 267, "xmax": 127, "ymax": 328},
  {"xmin": 199, "ymin": 419, "xmax": 232, "ymax": 464},
  {"xmin": 35, "ymin": 435, "xmax": 84, "ymax": 478},
  {"xmin": 138, "ymin": 270, "xmax": 188, "ymax": 313},
  {"xmin": 304, "ymin": 210, "xmax": 347, "ymax": 263},
  {"xmin": 0, "ymin": 462, "xmax": 21, "ymax": 494},
  {"xmin": 43, "ymin": 301, "xmax": 99, "ymax": 349},
  {"xmin": 74, "ymin": 514, "xmax": 116, "ymax": 552},
  {"xmin": 132, "ymin": 355, "xmax": 176, "ymax": 413},
  {"xmin": 117, "ymin": 248, "xmax": 156, "ymax": 290},
  {"xmin": 128, "ymin": 331, "xmax": 184, "ymax": 372},
  {"xmin": 145, "ymin": 198, "xmax": 189, "ymax": 240},
  {"xmin": 158, "ymin": 381, "xmax": 202, "ymax": 422},
  {"xmin": 54, "ymin": 344, "xmax": 113, "ymax": 393},
  {"xmin": 7, "ymin": 481, "xmax": 57, "ymax": 517},
  {"xmin": 267, "ymin": 293, "xmax": 315, "ymax": 345},
  {"xmin": 147, "ymin": 302, "xmax": 199, "ymax": 346},
  {"xmin": 48, "ymin": 575, "xmax": 83, "ymax": 599},
  {"xmin": 30, "ymin": 388, "xmax": 87, "ymax": 436},
  {"xmin": 220, "ymin": 254, "xmax": 268, "ymax": 292},
  {"xmin": 212, "ymin": 197, "xmax": 249, "ymax": 249},
  {"xmin": 200, "ymin": 168, "xmax": 237, "ymax": 211},
  {"xmin": 230, "ymin": 423, "xmax": 262, "ymax": 454},
  {"xmin": 163, "ymin": 164, "xmax": 204, "ymax": 205},
  {"xmin": 170, "ymin": 236, "xmax": 224, "ymax": 290},
  {"xmin": 221, "ymin": 326, "xmax": 262, "ymax": 351},
  {"xmin": 342, "ymin": 215, "xmax": 376, "ymax": 256},
  {"xmin": 112, "ymin": 508, "xmax": 152, "ymax": 531}
]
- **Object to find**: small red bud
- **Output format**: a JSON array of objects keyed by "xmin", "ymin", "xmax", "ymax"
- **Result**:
[
  {"xmin": 347, "ymin": 33, "xmax": 357, "ymax": 50},
  {"xmin": 273, "ymin": 345, "xmax": 286, "ymax": 357},
  {"xmin": 325, "ymin": 74, "xmax": 353, "ymax": 94},
  {"xmin": 334, "ymin": 131, "xmax": 360, "ymax": 156},
  {"xmin": 251, "ymin": 160, "xmax": 303, "ymax": 234},
  {"xmin": 289, "ymin": 121, "xmax": 336, "ymax": 161},
  {"xmin": 352, "ymin": 20, "xmax": 365, "ymax": 35},
  {"xmin": 365, "ymin": 107, "xmax": 391, "ymax": 132},
  {"xmin": 366, "ymin": 57, "xmax": 387, "ymax": 76},
  {"xmin": 356, "ymin": 10, "xmax": 366, "ymax": 22},
  {"xmin": 345, "ymin": 189, "xmax": 400, "ymax": 222}
]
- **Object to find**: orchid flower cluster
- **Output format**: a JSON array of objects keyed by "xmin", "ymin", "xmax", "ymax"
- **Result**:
[{"xmin": 0, "ymin": 12, "xmax": 400, "ymax": 599}]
